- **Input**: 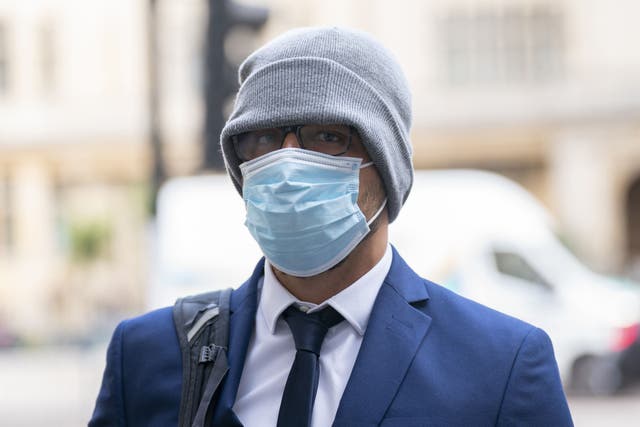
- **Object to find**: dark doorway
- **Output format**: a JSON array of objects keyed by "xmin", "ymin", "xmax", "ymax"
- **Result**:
[{"xmin": 627, "ymin": 175, "xmax": 640, "ymax": 267}]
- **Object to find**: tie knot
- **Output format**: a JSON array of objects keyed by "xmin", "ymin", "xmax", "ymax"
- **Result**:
[{"xmin": 282, "ymin": 305, "xmax": 344, "ymax": 355}]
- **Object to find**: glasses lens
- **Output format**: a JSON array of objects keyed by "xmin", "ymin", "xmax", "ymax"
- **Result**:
[
  {"xmin": 235, "ymin": 129, "xmax": 283, "ymax": 161},
  {"xmin": 299, "ymin": 125, "xmax": 351, "ymax": 156}
]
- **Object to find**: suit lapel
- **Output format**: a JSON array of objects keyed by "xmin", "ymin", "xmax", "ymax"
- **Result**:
[
  {"xmin": 211, "ymin": 258, "xmax": 264, "ymax": 426},
  {"xmin": 333, "ymin": 247, "xmax": 432, "ymax": 426}
]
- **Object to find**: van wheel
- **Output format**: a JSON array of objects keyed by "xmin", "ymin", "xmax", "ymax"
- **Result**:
[{"xmin": 570, "ymin": 355, "xmax": 622, "ymax": 396}]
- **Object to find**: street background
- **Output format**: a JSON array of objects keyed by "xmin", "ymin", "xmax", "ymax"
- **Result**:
[{"xmin": 1, "ymin": 0, "xmax": 640, "ymax": 425}]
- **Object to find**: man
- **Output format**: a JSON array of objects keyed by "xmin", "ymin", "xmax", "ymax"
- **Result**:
[{"xmin": 90, "ymin": 27, "xmax": 573, "ymax": 426}]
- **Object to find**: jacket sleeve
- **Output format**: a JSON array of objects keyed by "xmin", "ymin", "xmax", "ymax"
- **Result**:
[
  {"xmin": 88, "ymin": 321, "xmax": 128, "ymax": 427},
  {"xmin": 496, "ymin": 327, "xmax": 574, "ymax": 426}
]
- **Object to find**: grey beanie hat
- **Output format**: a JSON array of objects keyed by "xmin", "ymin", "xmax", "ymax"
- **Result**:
[{"xmin": 220, "ymin": 26, "xmax": 413, "ymax": 222}]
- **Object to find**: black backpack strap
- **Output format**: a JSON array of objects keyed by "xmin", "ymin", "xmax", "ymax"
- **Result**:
[{"xmin": 173, "ymin": 288, "xmax": 232, "ymax": 427}]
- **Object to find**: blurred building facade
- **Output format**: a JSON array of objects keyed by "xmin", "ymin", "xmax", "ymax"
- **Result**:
[
  {"xmin": 0, "ymin": 0, "xmax": 152, "ymax": 340},
  {"xmin": 1, "ymin": 0, "xmax": 639, "ymax": 339}
]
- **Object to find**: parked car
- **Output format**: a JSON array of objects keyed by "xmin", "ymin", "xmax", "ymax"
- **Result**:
[{"xmin": 0, "ymin": 323, "xmax": 21, "ymax": 348}]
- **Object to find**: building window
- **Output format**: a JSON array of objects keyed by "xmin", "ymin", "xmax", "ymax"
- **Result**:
[
  {"xmin": 0, "ymin": 21, "xmax": 8, "ymax": 95},
  {"xmin": 39, "ymin": 20, "xmax": 56, "ymax": 95},
  {"xmin": 438, "ymin": 3, "xmax": 565, "ymax": 86}
]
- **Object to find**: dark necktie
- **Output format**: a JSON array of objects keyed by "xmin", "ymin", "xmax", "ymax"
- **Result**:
[{"xmin": 276, "ymin": 305, "xmax": 344, "ymax": 427}]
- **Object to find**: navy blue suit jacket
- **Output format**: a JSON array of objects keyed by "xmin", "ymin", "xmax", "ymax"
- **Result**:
[{"xmin": 90, "ymin": 248, "xmax": 573, "ymax": 426}]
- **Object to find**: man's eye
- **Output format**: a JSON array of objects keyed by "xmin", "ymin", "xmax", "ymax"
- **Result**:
[
  {"xmin": 254, "ymin": 132, "xmax": 278, "ymax": 145},
  {"xmin": 315, "ymin": 132, "xmax": 344, "ymax": 143}
]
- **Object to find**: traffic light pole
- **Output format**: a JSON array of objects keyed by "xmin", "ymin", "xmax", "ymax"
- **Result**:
[
  {"xmin": 203, "ymin": 0, "xmax": 268, "ymax": 172},
  {"xmin": 203, "ymin": 0, "xmax": 230, "ymax": 171},
  {"xmin": 148, "ymin": 0, "xmax": 165, "ymax": 215}
]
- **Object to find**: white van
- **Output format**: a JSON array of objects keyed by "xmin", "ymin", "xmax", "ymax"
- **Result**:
[
  {"xmin": 151, "ymin": 170, "xmax": 640, "ymax": 393},
  {"xmin": 391, "ymin": 170, "xmax": 640, "ymax": 394}
]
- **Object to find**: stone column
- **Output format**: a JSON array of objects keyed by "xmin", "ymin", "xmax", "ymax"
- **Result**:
[{"xmin": 548, "ymin": 128, "xmax": 623, "ymax": 272}]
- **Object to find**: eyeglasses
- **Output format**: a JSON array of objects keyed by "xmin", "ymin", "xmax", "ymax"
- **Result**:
[{"xmin": 232, "ymin": 124, "xmax": 354, "ymax": 162}]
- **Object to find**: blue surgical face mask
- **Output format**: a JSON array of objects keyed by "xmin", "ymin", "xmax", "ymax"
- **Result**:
[{"xmin": 239, "ymin": 148, "xmax": 386, "ymax": 277}]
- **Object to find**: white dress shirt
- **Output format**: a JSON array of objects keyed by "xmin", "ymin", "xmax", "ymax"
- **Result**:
[{"xmin": 233, "ymin": 244, "xmax": 393, "ymax": 427}]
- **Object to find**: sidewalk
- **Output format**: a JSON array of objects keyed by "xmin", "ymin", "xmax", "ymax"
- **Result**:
[
  {"xmin": 0, "ymin": 346, "xmax": 106, "ymax": 427},
  {"xmin": 0, "ymin": 346, "xmax": 639, "ymax": 427}
]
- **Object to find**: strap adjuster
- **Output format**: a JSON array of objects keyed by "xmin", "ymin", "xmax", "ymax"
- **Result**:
[{"xmin": 199, "ymin": 344, "xmax": 225, "ymax": 364}]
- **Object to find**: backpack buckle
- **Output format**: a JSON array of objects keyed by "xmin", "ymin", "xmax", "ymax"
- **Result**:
[{"xmin": 199, "ymin": 344, "xmax": 225, "ymax": 364}]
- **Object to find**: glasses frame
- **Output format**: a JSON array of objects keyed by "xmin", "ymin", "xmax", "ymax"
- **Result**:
[{"xmin": 233, "ymin": 124, "xmax": 354, "ymax": 162}]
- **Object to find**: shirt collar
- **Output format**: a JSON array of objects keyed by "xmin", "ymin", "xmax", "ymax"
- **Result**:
[{"xmin": 259, "ymin": 244, "xmax": 393, "ymax": 336}]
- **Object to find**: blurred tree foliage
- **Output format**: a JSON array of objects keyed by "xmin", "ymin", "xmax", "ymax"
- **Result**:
[{"xmin": 68, "ymin": 220, "xmax": 112, "ymax": 263}]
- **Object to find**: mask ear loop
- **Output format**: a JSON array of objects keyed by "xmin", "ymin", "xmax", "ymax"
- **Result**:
[
  {"xmin": 366, "ymin": 198, "xmax": 387, "ymax": 226},
  {"xmin": 360, "ymin": 161, "xmax": 374, "ymax": 169}
]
